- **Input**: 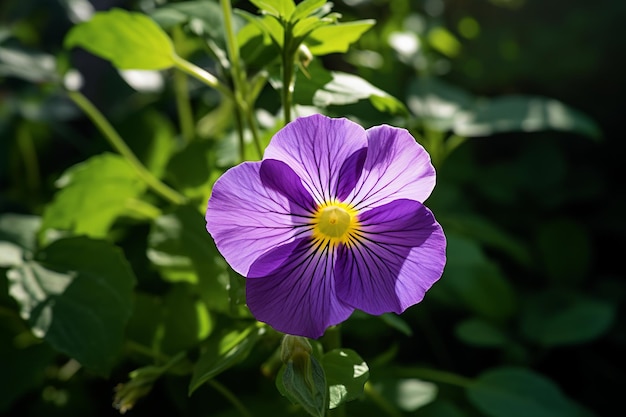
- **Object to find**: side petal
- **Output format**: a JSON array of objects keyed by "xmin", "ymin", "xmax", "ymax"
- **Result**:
[
  {"xmin": 346, "ymin": 125, "xmax": 436, "ymax": 210},
  {"xmin": 206, "ymin": 162, "xmax": 313, "ymax": 276},
  {"xmin": 335, "ymin": 199, "xmax": 446, "ymax": 315},
  {"xmin": 263, "ymin": 114, "xmax": 368, "ymax": 204},
  {"xmin": 246, "ymin": 238, "xmax": 354, "ymax": 338}
]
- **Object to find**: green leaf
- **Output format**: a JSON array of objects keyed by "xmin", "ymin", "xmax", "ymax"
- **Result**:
[
  {"xmin": 277, "ymin": 354, "xmax": 328, "ymax": 417},
  {"xmin": 40, "ymin": 153, "xmax": 145, "ymax": 244},
  {"xmin": 249, "ymin": 0, "xmax": 296, "ymax": 20},
  {"xmin": 427, "ymin": 27, "xmax": 462, "ymax": 57},
  {"xmin": 64, "ymin": 8, "xmax": 176, "ymax": 70},
  {"xmin": 322, "ymin": 349, "xmax": 369, "ymax": 409},
  {"xmin": 379, "ymin": 313, "xmax": 413, "ymax": 336},
  {"xmin": 166, "ymin": 141, "xmax": 215, "ymax": 200},
  {"xmin": 294, "ymin": 62, "xmax": 407, "ymax": 115},
  {"xmin": 126, "ymin": 286, "xmax": 213, "ymax": 356},
  {"xmin": 0, "ymin": 214, "xmax": 40, "ymax": 267},
  {"xmin": 147, "ymin": 205, "xmax": 234, "ymax": 314},
  {"xmin": 292, "ymin": 0, "xmax": 326, "ymax": 22},
  {"xmin": 455, "ymin": 318, "xmax": 509, "ymax": 347},
  {"xmin": 520, "ymin": 292, "xmax": 615, "ymax": 347},
  {"xmin": 7, "ymin": 237, "xmax": 136, "ymax": 376},
  {"xmin": 189, "ymin": 324, "xmax": 265, "ymax": 395},
  {"xmin": 306, "ymin": 20, "xmax": 375, "ymax": 55},
  {"xmin": 453, "ymin": 96, "xmax": 602, "ymax": 140},
  {"xmin": 467, "ymin": 367, "xmax": 583, "ymax": 417}
]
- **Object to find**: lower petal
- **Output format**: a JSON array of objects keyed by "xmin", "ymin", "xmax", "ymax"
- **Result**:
[
  {"xmin": 335, "ymin": 199, "xmax": 446, "ymax": 314},
  {"xmin": 246, "ymin": 238, "xmax": 354, "ymax": 338}
]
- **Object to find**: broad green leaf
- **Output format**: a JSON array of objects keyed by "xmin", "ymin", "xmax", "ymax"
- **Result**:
[
  {"xmin": 455, "ymin": 318, "xmax": 509, "ymax": 347},
  {"xmin": 467, "ymin": 367, "xmax": 583, "ymax": 417},
  {"xmin": 520, "ymin": 292, "xmax": 614, "ymax": 347},
  {"xmin": 322, "ymin": 349, "xmax": 369, "ymax": 409},
  {"xmin": 295, "ymin": 62, "xmax": 407, "ymax": 115},
  {"xmin": 40, "ymin": 153, "xmax": 145, "ymax": 244},
  {"xmin": 147, "ymin": 205, "xmax": 233, "ymax": 314},
  {"xmin": 64, "ymin": 8, "xmax": 175, "ymax": 70},
  {"xmin": 434, "ymin": 235, "xmax": 516, "ymax": 320},
  {"xmin": 126, "ymin": 286, "xmax": 213, "ymax": 356},
  {"xmin": 453, "ymin": 95, "xmax": 602, "ymax": 140},
  {"xmin": 7, "ymin": 237, "xmax": 136, "ymax": 376},
  {"xmin": 277, "ymin": 354, "xmax": 328, "ymax": 417},
  {"xmin": 189, "ymin": 324, "xmax": 265, "ymax": 394},
  {"xmin": 306, "ymin": 21, "xmax": 375, "ymax": 55},
  {"xmin": 0, "ymin": 214, "xmax": 40, "ymax": 267},
  {"xmin": 249, "ymin": 0, "xmax": 296, "ymax": 20}
]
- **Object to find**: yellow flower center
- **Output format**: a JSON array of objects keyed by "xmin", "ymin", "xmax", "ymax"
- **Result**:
[{"xmin": 311, "ymin": 201, "xmax": 360, "ymax": 247}]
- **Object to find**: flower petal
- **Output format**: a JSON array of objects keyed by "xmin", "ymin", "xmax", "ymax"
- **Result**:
[
  {"xmin": 346, "ymin": 125, "xmax": 436, "ymax": 210},
  {"xmin": 335, "ymin": 199, "xmax": 446, "ymax": 315},
  {"xmin": 206, "ymin": 162, "xmax": 313, "ymax": 276},
  {"xmin": 246, "ymin": 238, "xmax": 354, "ymax": 338},
  {"xmin": 260, "ymin": 159, "xmax": 316, "ymax": 216},
  {"xmin": 264, "ymin": 114, "xmax": 368, "ymax": 204}
]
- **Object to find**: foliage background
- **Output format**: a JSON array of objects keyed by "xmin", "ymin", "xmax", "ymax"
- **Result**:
[{"xmin": 1, "ymin": 0, "xmax": 625, "ymax": 416}]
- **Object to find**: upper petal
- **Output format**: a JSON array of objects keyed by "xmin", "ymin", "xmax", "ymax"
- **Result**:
[
  {"xmin": 346, "ymin": 125, "xmax": 436, "ymax": 210},
  {"xmin": 246, "ymin": 238, "xmax": 354, "ymax": 338},
  {"xmin": 263, "ymin": 114, "xmax": 368, "ymax": 204},
  {"xmin": 335, "ymin": 199, "xmax": 446, "ymax": 315},
  {"xmin": 206, "ymin": 162, "xmax": 313, "ymax": 276}
]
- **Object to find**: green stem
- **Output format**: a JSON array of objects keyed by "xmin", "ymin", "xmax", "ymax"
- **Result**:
[
  {"xmin": 172, "ymin": 26, "xmax": 195, "ymax": 144},
  {"xmin": 234, "ymin": 106, "xmax": 246, "ymax": 161},
  {"xmin": 208, "ymin": 379, "xmax": 254, "ymax": 417},
  {"xmin": 282, "ymin": 22, "xmax": 295, "ymax": 124},
  {"xmin": 67, "ymin": 91, "xmax": 186, "ymax": 205},
  {"xmin": 393, "ymin": 367, "xmax": 473, "ymax": 387},
  {"xmin": 172, "ymin": 54, "xmax": 232, "ymax": 98}
]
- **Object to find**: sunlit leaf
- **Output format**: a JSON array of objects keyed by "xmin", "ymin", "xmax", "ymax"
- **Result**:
[
  {"xmin": 453, "ymin": 96, "xmax": 602, "ymax": 140},
  {"xmin": 467, "ymin": 368, "xmax": 583, "ymax": 417},
  {"xmin": 189, "ymin": 324, "xmax": 265, "ymax": 394},
  {"xmin": 249, "ymin": 0, "xmax": 296, "ymax": 20},
  {"xmin": 0, "ymin": 47, "xmax": 58, "ymax": 83},
  {"xmin": 427, "ymin": 27, "xmax": 461, "ymax": 57},
  {"xmin": 372, "ymin": 378, "xmax": 438, "ymax": 412},
  {"xmin": 40, "ymin": 153, "xmax": 145, "ymax": 244},
  {"xmin": 64, "ymin": 8, "xmax": 176, "ymax": 70},
  {"xmin": 322, "ymin": 349, "xmax": 369, "ymax": 409},
  {"xmin": 292, "ymin": 0, "xmax": 326, "ymax": 22},
  {"xmin": 306, "ymin": 21, "xmax": 375, "ymax": 55},
  {"xmin": 0, "ymin": 214, "xmax": 40, "ymax": 267},
  {"xmin": 7, "ymin": 237, "xmax": 136, "ymax": 376}
]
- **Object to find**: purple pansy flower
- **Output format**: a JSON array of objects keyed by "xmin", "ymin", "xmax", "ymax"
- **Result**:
[{"xmin": 206, "ymin": 114, "xmax": 446, "ymax": 338}]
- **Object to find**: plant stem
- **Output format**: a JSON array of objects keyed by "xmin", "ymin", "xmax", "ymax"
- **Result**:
[
  {"xmin": 208, "ymin": 379, "xmax": 254, "ymax": 417},
  {"xmin": 67, "ymin": 90, "xmax": 186, "ymax": 205},
  {"xmin": 172, "ymin": 54, "xmax": 232, "ymax": 98},
  {"xmin": 172, "ymin": 26, "xmax": 195, "ymax": 144},
  {"xmin": 16, "ymin": 121, "xmax": 40, "ymax": 197},
  {"xmin": 282, "ymin": 21, "xmax": 295, "ymax": 124},
  {"xmin": 245, "ymin": 108, "xmax": 263, "ymax": 159}
]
